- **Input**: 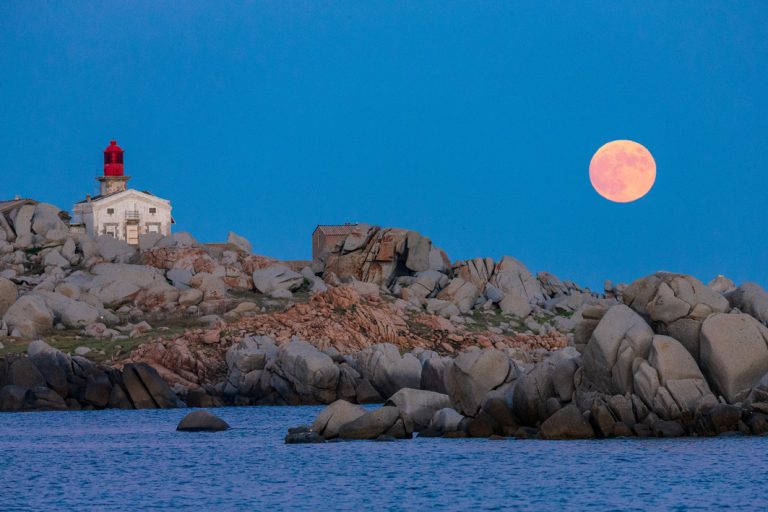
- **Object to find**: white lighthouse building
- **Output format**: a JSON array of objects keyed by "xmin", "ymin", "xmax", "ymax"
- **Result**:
[{"xmin": 71, "ymin": 140, "xmax": 173, "ymax": 245}]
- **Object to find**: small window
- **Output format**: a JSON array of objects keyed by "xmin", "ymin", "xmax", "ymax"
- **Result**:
[
  {"xmin": 107, "ymin": 208, "xmax": 114, "ymax": 215},
  {"xmin": 149, "ymin": 207, "xmax": 157, "ymax": 214}
]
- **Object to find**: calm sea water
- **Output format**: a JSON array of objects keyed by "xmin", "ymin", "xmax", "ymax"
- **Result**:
[{"xmin": 0, "ymin": 406, "xmax": 765, "ymax": 511}]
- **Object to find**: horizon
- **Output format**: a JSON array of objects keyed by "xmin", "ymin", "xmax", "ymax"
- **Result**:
[{"xmin": 2, "ymin": 2, "xmax": 766, "ymax": 291}]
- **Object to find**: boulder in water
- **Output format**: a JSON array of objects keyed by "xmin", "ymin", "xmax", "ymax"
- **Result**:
[{"xmin": 176, "ymin": 410, "xmax": 230, "ymax": 432}]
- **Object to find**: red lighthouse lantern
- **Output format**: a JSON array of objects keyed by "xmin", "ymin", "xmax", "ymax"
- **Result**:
[{"xmin": 103, "ymin": 140, "xmax": 124, "ymax": 177}]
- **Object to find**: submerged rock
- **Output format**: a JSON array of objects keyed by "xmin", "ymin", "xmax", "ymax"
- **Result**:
[{"xmin": 176, "ymin": 410, "xmax": 230, "ymax": 432}]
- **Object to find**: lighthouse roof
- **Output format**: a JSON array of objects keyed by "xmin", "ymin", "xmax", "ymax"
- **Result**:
[{"xmin": 104, "ymin": 140, "xmax": 123, "ymax": 153}]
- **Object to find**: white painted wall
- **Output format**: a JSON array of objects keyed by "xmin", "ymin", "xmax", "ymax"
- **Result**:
[{"xmin": 73, "ymin": 189, "xmax": 172, "ymax": 243}]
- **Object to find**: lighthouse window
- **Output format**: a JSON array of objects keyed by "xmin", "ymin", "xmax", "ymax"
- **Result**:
[
  {"xmin": 107, "ymin": 208, "xmax": 115, "ymax": 215},
  {"xmin": 149, "ymin": 208, "xmax": 157, "ymax": 214}
]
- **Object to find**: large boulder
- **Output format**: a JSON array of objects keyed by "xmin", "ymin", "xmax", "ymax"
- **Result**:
[
  {"xmin": 96, "ymin": 235, "xmax": 137, "ymax": 262},
  {"xmin": 338, "ymin": 406, "xmax": 412, "ymax": 440},
  {"xmin": 33, "ymin": 291, "xmax": 103, "ymax": 328},
  {"xmin": 272, "ymin": 340, "xmax": 340, "ymax": 404},
  {"xmin": 385, "ymin": 388, "xmax": 452, "ymax": 430},
  {"xmin": 6, "ymin": 357, "xmax": 46, "ymax": 389},
  {"xmin": 311, "ymin": 399, "xmax": 368, "ymax": 439},
  {"xmin": 27, "ymin": 386, "xmax": 68, "ymax": 410},
  {"xmin": 512, "ymin": 359, "xmax": 558, "ymax": 426},
  {"xmin": 428, "ymin": 407, "xmax": 465, "ymax": 435},
  {"xmin": 176, "ymin": 410, "xmax": 230, "ymax": 432},
  {"xmin": 582, "ymin": 304, "xmax": 653, "ymax": 395},
  {"xmin": 633, "ymin": 335, "xmax": 716, "ymax": 418},
  {"xmin": 352, "ymin": 344, "xmax": 422, "ymax": 400},
  {"xmin": 489, "ymin": 256, "xmax": 545, "ymax": 305},
  {"xmin": 122, "ymin": 363, "xmax": 178, "ymax": 409},
  {"xmin": 3, "ymin": 295, "xmax": 53, "ymax": 338},
  {"xmin": 227, "ymin": 231, "xmax": 253, "ymax": 254},
  {"xmin": 539, "ymin": 404, "xmax": 595, "ymax": 440},
  {"xmin": 453, "ymin": 257, "xmax": 495, "ymax": 291},
  {"xmin": 0, "ymin": 385, "xmax": 27, "ymax": 411},
  {"xmin": 225, "ymin": 336, "xmax": 277, "ymax": 397},
  {"xmin": 13, "ymin": 204, "xmax": 35, "ymax": 238},
  {"xmin": 27, "ymin": 340, "xmax": 71, "ymax": 398},
  {"xmin": 728, "ymin": 283, "xmax": 768, "ymax": 325},
  {"xmin": 435, "ymin": 278, "xmax": 479, "ymax": 314},
  {"xmin": 31, "ymin": 203, "xmax": 68, "ymax": 238},
  {"xmin": 700, "ymin": 313, "xmax": 768, "ymax": 403},
  {"xmin": 405, "ymin": 231, "xmax": 432, "ymax": 273},
  {"xmin": 0, "ymin": 277, "xmax": 18, "ymax": 317},
  {"xmin": 323, "ymin": 226, "xmax": 436, "ymax": 286},
  {"xmin": 84, "ymin": 263, "xmax": 173, "ymax": 306},
  {"xmin": 444, "ymin": 348, "xmax": 510, "ymax": 417},
  {"xmin": 252, "ymin": 266, "xmax": 303, "ymax": 295},
  {"xmin": 420, "ymin": 355, "xmax": 450, "ymax": 394},
  {"xmin": 623, "ymin": 273, "xmax": 730, "ymax": 360}
]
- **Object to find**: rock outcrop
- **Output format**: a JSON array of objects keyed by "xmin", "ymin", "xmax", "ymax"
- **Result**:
[{"xmin": 176, "ymin": 410, "xmax": 230, "ymax": 432}]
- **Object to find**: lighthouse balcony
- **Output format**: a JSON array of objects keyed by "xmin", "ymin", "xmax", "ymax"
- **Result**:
[{"xmin": 125, "ymin": 211, "xmax": 140, "ymax": 223}]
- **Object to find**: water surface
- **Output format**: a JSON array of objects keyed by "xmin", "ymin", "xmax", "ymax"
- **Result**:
[{"xmin": 1, "ymin": 406, "xmax": 765, "ymax": 510}]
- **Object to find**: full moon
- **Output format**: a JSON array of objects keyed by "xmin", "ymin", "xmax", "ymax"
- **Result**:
[{"xmin": 589, "ymin": 140, "xmax": 656, "ymax": 202}]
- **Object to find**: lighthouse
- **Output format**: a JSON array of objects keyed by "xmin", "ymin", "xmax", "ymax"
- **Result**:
[
  {"xmin": 97, "ymin": 140, "xmax": 131, "ymax": 195},
  {"xmin": 72, "ymin": 140, "xmax": 173, "ymax": 244}
]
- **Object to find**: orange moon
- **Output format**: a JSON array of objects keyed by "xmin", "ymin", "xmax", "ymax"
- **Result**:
[{"xmin": 589, "ymin": 140, "xmax": 656, "ymax": 202}]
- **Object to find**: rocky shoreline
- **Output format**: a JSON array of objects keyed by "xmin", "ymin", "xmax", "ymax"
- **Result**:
[{"xmin": 1, "ymin": 201, "xmax": 768, "ymax": 440}]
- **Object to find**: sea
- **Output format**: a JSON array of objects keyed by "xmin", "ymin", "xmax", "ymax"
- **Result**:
[{"xmin": 0, "ymin": 406, "xmax": 765, "ymax": 511}]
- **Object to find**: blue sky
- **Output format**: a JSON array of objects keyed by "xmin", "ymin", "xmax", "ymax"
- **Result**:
[{"xmin": 1, "ymin": 2, "xmax": 766, "ymax": 290}]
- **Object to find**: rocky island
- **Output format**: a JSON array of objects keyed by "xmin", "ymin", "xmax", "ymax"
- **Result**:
[{"xmin": 1, "ymin": 201, "xmax": 767, "ymax": 441}]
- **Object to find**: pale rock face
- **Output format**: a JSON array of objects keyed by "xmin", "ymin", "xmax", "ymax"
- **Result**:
[
  {"xmin": 338, "ymin": 406, "xmax": 410, "ymax": 440},
  {"xmin": 188, "ymin": 272, "xmax": 228, "ymax": 300},
  {"xmin": 178, "ymin": 288, "xmax": 204, "ymax": 307},
  {"xmin": 631, "ymin": 335, "xmax": 716, "ymax": 418},
  {"xmin": 425, "ymin": 298, "xmax": 460, "ymax": 319},
  {"xmin": 33, "ymin": 290, "xmax": 103, "ymax": 328},
  {"xmin": 311, "ymin": 399, "xmax": 367, "ymax": 439},
  {"xmin": 453, "ymin": 257, "xmax": 495, "ymax": 291},
  {"xmin": 708, "ymin": 275, "xmax": 736, "ymax": 294},
  {"xmin": 31, "ymin": 203, "xmax": 67, "ymax": 238},
  {"xmin": 625, "ymin": 273, "xmax": 730, "ymax": 319},
  {"xmin": 0, "ymin": 277, "xmax": 18, "ymax": 317},
  {"xmin": 227, "ymin": 231, "xmax": 252, "ymax": 254},
  {"xmin": 352, "ymin": 343, "xmax": 422, "ymax": 400},
  {"xmin": 700, "ymin": 313, "xmax": 768, "ymax": 403},
  {"xmin": 43, "ymin": 249, "xmax": 70, "ymax": 269},
  {"xmin": 428, "ymin": 247, "xmax": 451, "ymax": 273},
  {"xmin": 428, "ymin": 407, "xmax": 464, "ymax": 434},
  {"xmin": 489, "ymin": 256, "xmax": 545, "ymax": 305},
  {"xmin": 2, "ymin": 294, "xmax": 54, "ymax": 338},
  {"xmin": 61, "ymin": 238, "xmax": 77, "ymax": 263},
  {"xmin": 728, "ymin": 283, "xmax": 768, "ymax": 325},
  {"xmin": 405, "ymin": 231, "xmax": 432, "ymax": 272},
  {"xmin": 498, "ymin": 293, "xmax": 532, "ymax": 318},
  {"xmin": 138, "ymin": 233, "xmax": 165, "ymax": 252},
  {"xmin": 582, "ymin": 304, "xmax": 654, "ymax": 395},
  {"xmin": 385, "ymin": 388, "xmax": 452, "ymax": 430},
  {"xmin": 252, "ymin": 266, "xmax": 303, "ymax": 295},
  {"xmin": 539, "ymin": 404, "xmax": 594, "ymax": 440},
  {"xmin": 85, "ymin": 263, "xmax": 173, "ymax": 306},
  {"xmin": 300, "ymin": 267, "xmax": 328, "ymax": 294},
  {"xmin": 273, "ymin": 339, "xmax": 340, "ymax": 404},
  {"xmin": 405, "ymin": 270, "xmax": 449, "ymax": 302},
  {"xmin": 96, "ymin": 235, "xmax": 137, "ymax": 263},
  {"xmin": 436, "ymin": 278, "xmax": 479, "ymax": 314},
  {"xmin": 170, "ymin": 232, "xmax": 198, "ymax": 247},
  {"xmin": 648, "ymin": 335, "xmax": 707, "ymax": 385},
  {"xmin": 13, "ymin": 204, "xmax": 35, "ymax": 238},
  {"xmin": 444, "ymin": 348, "xmax": 510, "ymax": 417}
]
